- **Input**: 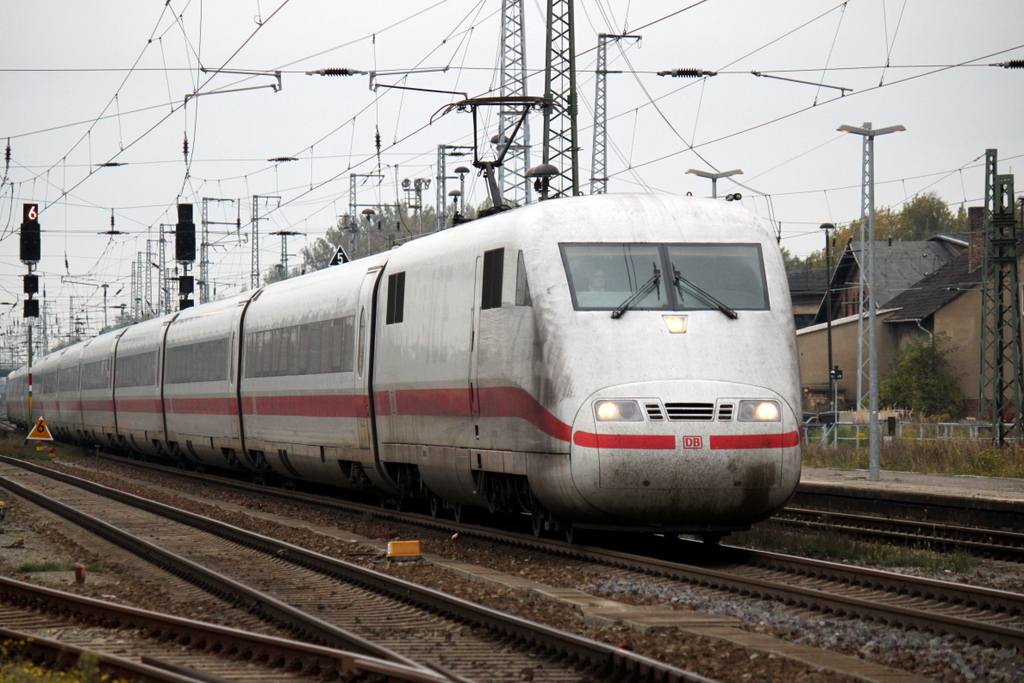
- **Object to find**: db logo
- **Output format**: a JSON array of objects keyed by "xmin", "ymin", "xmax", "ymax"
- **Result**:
[{"xmin": 682, "ymin": 435, "xmax": 703, "ymax": 449}]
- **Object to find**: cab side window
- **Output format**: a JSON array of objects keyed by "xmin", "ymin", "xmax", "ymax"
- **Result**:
[
  {"xmin": 386, "ymin": 271, "xmax": 406, "ymax": 324},
  {"xmin": 481, "ymin": 248, "xmax": 504, "ymax": 310}
]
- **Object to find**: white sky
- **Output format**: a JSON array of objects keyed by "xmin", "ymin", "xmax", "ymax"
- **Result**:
[{"xmin": 1, "ymin": 0, "xmax": 1022, "ymax": 345}]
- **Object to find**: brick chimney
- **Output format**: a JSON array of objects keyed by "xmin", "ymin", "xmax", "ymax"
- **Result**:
[{"xmin": 968, "ymin": 206, "xmax": 984, "ymax": 272}]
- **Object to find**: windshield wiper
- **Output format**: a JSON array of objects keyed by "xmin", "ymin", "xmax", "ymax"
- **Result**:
[
  {"xmin": 611, "ymin": 264, "xmax": 660, "ymax": 319},
  {"xmin": 673, "ymin": 267, "xmax": 738, "ymax": 319}
]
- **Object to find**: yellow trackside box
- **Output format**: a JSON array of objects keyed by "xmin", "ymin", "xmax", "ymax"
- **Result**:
[{"xmin": 387, "ymin": 540, "xmax": 422, "ymax": 560}]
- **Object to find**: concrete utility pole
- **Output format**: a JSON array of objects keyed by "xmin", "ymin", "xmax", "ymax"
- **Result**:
[{"xmin": 540, "ymin": 0, "xmax": 579, "ymax": 198}]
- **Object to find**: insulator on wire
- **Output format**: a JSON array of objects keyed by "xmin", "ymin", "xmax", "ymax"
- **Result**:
[
  {"xmin": 182, "ymin": 134, "xmax": 189, "ymax": 161},
  {"xmin": 308, "ymin": 68, "xmax": 363, "ymax": 76},
  {"xmin": 998, "ymin": 60, "xmax": 1024, "ymax": 69},
  {"xmin": 657, "ymin": 68, "xmax": 717, "ymax": 78}
]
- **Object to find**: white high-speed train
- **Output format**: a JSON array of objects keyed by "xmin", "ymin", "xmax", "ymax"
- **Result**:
[{"xmin": 8, "ymin": 194, "xmax": 802, "ymax": 542}]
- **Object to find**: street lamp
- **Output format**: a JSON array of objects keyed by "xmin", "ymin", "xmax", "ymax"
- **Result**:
[
  {"xmin": 820, "ymin": 223, "xmax": 837, "ymax": 416},
  {"xmin": 685, "ymin": 168, "xmax": 743, "ymax": 199},
  {"xmin": 837, "ymin": 122, "xmax": 905, "ymax": 480}
]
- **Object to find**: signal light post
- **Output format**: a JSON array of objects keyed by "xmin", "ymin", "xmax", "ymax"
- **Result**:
[
  {"xmin": 176, "ymin": 203, "xmax": 196, "ymax": 309},
  {"xmin": 20, "ymin": 203, "xmax": 41, "ymax": 420}
]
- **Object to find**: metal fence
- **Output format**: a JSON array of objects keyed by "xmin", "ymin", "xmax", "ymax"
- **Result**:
[{"xmin": 804, "ymin": 421, "xmax": 1006, "ymax": 447}]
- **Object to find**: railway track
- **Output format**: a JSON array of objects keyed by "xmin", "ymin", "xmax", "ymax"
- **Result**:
[
  {"xmin": 774, "ymin": 506, "xmax": 1024, "ymax": 562},
  {"xmin": 63, "ymin": 453, "xmax": 1024, "ymax": 654},
  {"xmin": 0, "ymin": 456, "xmax": 715, "ymax": 683},
  {"xmin": 0, "ymin": 575, "xmax": 453, "ymax": 683}
]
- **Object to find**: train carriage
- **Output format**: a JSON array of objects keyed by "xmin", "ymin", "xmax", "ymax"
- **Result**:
[
  {"xmin": 53, "ymin": 344, "xmax": 85, "ymax": 442},
  {"xmin": 238, "ymin": 254, "xmax": 389, "ymax": 489},
  {"xmin": 163, "ymin": 293, "xmax": 251, "ymax": 469},
  {"xmin": 6, "ymin": 366, "xmax": 29, "ymax": 428},
  {"xmin": 31, "ymin": 352, "xmax": 62, "ymax": 428},
  {"xmin": 113, "ymin": 316, "xmax": 171, "ymax": 456},
  {"xmin": 79, "ymin": 331, "xmax": 124, "ymax": 449},
  {"xmin": 371, "ymin": 194, "xmax": 800, "ymax": 533}
]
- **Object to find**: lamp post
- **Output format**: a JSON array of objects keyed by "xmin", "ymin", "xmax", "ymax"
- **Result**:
[
  {"xmin": 837, "ymin": 122, "xmax": 905, "ymax": 480},
  {"xmin": 821, "ymin": 223, "xmax": 836, "ymax": 414},
  {"xmin": 685, "ymin": 168, "xmax": 743, "ymax": 199}
]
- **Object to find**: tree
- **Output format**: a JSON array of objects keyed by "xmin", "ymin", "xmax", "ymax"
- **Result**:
[
  {"xmin": 880, "ymin": 333, "xmax": 964, "ymax": 417},
  {"xmin": 300, "ymin": 203, "xmax": 441, "ymax": 271},
  {"xmin": 785, "ymin": 193, "xmax": 968, "ymax": 273}
]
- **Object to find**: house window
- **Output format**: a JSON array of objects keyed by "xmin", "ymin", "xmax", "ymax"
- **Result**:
[
  {"xmin": 482, "ymin": 248, "xmax": 504, "ymax": 310},
  {"xmin": 386, "ymin": 271, "xmax": 406, "ymax": 324}
]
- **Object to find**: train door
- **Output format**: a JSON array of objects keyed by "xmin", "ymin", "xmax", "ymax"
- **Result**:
[
  {"xmin": 356, "ymin": 265, "xmax": 399, "ymax": 493},
  {"xmin": 469, "ymin": 256, "xmax": 482, "ymax": 416},
  {"xmin": 357, "ymin": 267, "xmax": 381, "ymax": 450}
]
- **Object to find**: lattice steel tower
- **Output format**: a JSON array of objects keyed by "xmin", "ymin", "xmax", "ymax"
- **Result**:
[
  {"xmin": 978, "ymin": 148, "xmax": 1021, "ymax": 444},
  {"xmin": 540, "ymin": 0, "xmax": 579, "ymax": 198},
  {"xmin": 498, "ymin": 0, "xmax": 532, "ymax": 206},
  {"xmin": 591, "ymin": 33, "xmax": 639, "ymax": 195}
]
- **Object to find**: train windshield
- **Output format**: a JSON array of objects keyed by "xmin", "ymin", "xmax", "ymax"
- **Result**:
[
  {"xmin": 666, "ymin": 244, "xmax": 768, "ymax": 311},
  {"xmin": 561, "ymin": 244, "xmax": 669, "ymax": 311},
  {"xmin": 561, "ymin": 242, "xmax": 768, "ymax": 312}
]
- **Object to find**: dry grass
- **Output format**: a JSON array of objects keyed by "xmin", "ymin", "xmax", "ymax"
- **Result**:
[
  {"xmin": 803, "ymin": 439, "xmax": 1024, "ymax": 478},
  {"xmin": 0, "ymin": 430, "xmax": 90, "ymax": 463},
  {"xmin": 732, "ymin": 522, "xmax": 979, "ymax": 573}
]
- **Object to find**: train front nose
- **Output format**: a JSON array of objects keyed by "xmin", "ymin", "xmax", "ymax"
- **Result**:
[{"xmin": 568, "ymin": 380, "xmax": 801, "ymax": 528}]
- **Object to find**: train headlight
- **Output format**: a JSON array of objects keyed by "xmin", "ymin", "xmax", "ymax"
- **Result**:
[
  {"xmin": 663, "ymin": 315, "xmax": 687, "ymax": 334},
  {"xmin": 738, "ymin": 400, "xmax": 781, "ymax": 422},
  {"xmin": 595, "ymin": 400, "xmax": 644, "ymax": 421}
]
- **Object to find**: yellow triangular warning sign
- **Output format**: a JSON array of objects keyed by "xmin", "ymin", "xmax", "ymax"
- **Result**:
[{"xmin": 28, "ymin": 418, "xmax": 54, "ymax": 441}]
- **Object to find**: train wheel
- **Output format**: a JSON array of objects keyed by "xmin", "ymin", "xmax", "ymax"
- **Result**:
[
  {"xmin": 453, "ymin": 503, "xmax": 471, "ymax": 524},
  {"xmin": 428, "ymin": 493, "xmax": 443, "ymax": 518},
  {"xmin": 701, "ymin": 532, "xmax": 723, "ymax": 545},
  {"xmin": 531, "ymin": 508, "xmax": 545, "ymax": 538},
  {"xmin": 563, "ymin": 523, "xmax": 576, "ymax": 544}
]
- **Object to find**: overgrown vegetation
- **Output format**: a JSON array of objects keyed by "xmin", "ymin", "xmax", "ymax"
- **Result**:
[
  {"xmin": 0, "ymin": 431, "xmax": 90, "ymax": 462},
  {"xmin": 879, "ymin": 333, "xmax": 965, "ymax": 417},
  {"xmin": 0, "ymin": 647, "xmax": 125, "ymax": 683},
  {"xmin": 732, "ymin": 523, "xmax": 979, "ymax": 573},
  {"xmin": 803, "ymin": 440, "xmax": 1024, "ymax": 478}
]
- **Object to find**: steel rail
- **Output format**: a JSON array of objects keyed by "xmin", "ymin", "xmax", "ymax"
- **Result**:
[
  {"xmin": 0, "ymin": 467, "xmax": 426, "ymax": 672},
  {"xmin": 0, "ymin": 575, "xmax": 459, "ymax": 683},
  {"xmin": 0, "ymin": 624, "xmax": 215, "ymax": 683},
  {"xmin": 777, "ymin": 506, "xmax": 1024, "ymax": 561},
  {"xmin": 0, "ymin": 456, "xmax": 717, "ymax": 683},
  {"xmin": 81, "ymin": 453, "xmax": 1024, "ymax": 648}
]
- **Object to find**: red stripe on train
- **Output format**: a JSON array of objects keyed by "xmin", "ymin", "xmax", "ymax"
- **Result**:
[
  {"xmin": 709, "ymin": 431, "xmax": 801, "ymax": 449},
  {"xmin": 378, "ymin": 386, "xmax": 573, "ymax": 442},
  {"xmin": 243, "ymin": 394, "xmax": 371, "ymax": 419},
  {"xmin": 166, "ymin": 397, "xmax": 238, "ymax": 415},
  {"xmin": 572, "ymin": 431, "xmax": 676, "ymax": 449}
]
